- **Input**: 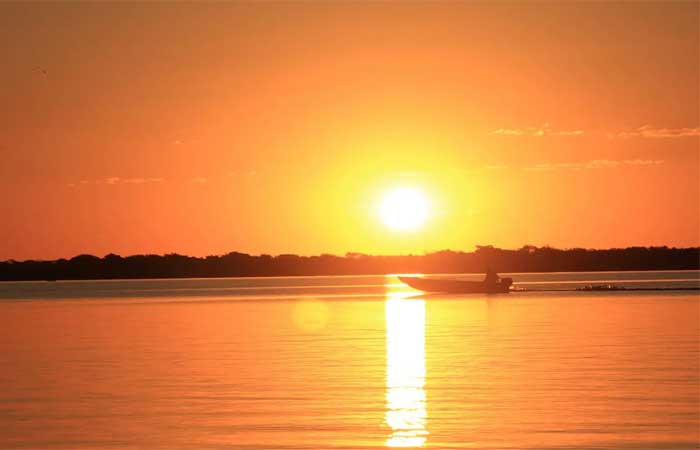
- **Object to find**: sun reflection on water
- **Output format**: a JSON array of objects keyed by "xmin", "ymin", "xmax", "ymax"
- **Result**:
[{"xmin": 385, "ymin": 292, "xmax": 428, "ymax": 447}]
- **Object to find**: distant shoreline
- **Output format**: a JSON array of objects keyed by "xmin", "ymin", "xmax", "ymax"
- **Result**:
[{"xmin": 1, "ymin": 246, "xmax": 698, "ymax": 282}]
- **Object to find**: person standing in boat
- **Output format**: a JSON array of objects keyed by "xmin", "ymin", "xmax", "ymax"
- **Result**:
[{"xmin": 483, "ymin": 267, "xmax": 500, "ymax": 285}]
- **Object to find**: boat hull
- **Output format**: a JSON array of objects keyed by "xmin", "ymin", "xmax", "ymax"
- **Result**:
[{"xmin": 399, "ymin": 276, "xmax": 512, "ymax": 294}]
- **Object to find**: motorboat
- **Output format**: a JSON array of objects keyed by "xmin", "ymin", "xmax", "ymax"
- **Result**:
[{"xmin": 399, "ymin": 276, "xmax": 512, "ymax": 294}]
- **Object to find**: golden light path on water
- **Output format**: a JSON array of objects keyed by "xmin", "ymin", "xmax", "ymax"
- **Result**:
[{"xmin": 385, "ymin": 291, "xmax": 428, "ymax": 447}]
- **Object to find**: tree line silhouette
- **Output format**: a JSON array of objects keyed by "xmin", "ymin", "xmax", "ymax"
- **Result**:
[{"xmin": 1, "ymin": 245, "xmax": 698, "ymax": 281}]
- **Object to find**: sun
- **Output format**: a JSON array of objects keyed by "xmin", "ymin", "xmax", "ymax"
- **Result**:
[{"xmin": 379, "ymin": 187, "xmax": 429, "ymax": 231}]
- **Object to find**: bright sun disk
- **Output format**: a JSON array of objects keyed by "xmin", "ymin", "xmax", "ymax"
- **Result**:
[{"xmin": 380, "ymin": 187, "xmax": 429, "ymax": 231}]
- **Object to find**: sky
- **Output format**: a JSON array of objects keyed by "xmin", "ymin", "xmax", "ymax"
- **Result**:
[{"xmin": 1, "ymin": 2, "xmax": 698, "ymax": 260}]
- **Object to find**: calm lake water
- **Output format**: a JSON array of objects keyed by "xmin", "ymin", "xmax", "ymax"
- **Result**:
[{"xmin": 0, "ymin": 271, "xmax": 698, "ymax": 449}]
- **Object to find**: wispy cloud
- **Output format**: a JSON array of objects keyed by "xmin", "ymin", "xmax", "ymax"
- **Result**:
[
  {"xmin": 611, "ymin": 125, "xmax": 700, "ymax": 139},
  {"xmin": 121, "ymin": 177, "xmax": 165, "ymax": 184},
  {"xmin": 190, "ymin": 177, "xmax": 207, "ymax": 184},
  {"xmin": 623, "ymin": 159, "xmax": 666, "ymax": 166},
  {"xmin": 70, "ymin": 177, "xmax": 164, "ymax": 186},
  {"xmin": 491, "ymin": 123, "xmax": 584, "ymax": 137},
  {"xmin": 491, "ymin": 124, "xmax": 699, "ymax": 139},
  {"xmin": 524, "ymin": 159, "xmax": 664, "ymax": 171},
  {"xmin": 525, "ymin": 162, "xmax": 580, "ymax": 171}
]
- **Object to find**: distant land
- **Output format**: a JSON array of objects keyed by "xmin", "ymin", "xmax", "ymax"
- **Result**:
[{"xmin": 1, "ymin": 246, "xmax": 698, "ymax": 281}]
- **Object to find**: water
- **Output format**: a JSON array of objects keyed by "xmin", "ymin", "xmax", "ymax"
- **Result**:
[{"xmin": 0, "ymin": 271, "xmax": 698, "ymax": 449}]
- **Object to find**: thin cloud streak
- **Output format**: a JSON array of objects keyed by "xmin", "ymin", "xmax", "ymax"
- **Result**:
[
  {"xmin": 524, "ymin": 159, "xmax": 664, "ymax": 171},
  {"xmin": 121, "ymin": 177, "xmax": 165, "ymax": 184},
  {"xmin": 611, "ymin": 125, "xmax": 700, "ymax": 138},
  {"xmin": 490, "ymin": 123, "xmax": 584, "ymax": 137},
  {"xmin": 492, "ymin": 124, "xmax": 699, "ymax": 139},
  {"xmin": 70, "ymin": 177, "xmax": 165, "ymax": 186}
]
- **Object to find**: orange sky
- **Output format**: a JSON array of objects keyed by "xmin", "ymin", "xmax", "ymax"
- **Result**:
[{"xmin": 1, "ymin": 2, "xmax": 698, "ymax": 260}]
